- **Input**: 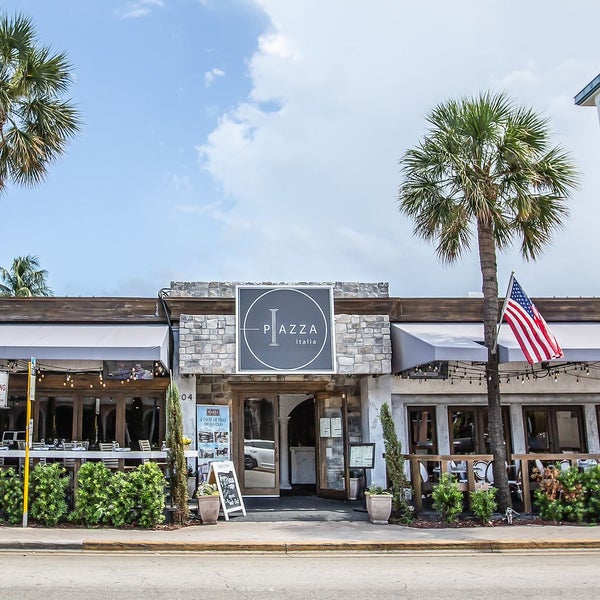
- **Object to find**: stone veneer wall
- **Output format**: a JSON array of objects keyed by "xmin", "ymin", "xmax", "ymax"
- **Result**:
[
  {"xmin": 170, "ymin": 281, "xmax": 389, "ymax": 298},
  {"xmin": 175, "ymin": 281, "xmax": 392, "ymax": 376},
  {"xmin": 179, "ymin": 313, "xmax": 391, "ymax": 375}
]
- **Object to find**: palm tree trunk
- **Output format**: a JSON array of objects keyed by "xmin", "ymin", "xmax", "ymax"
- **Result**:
[{"xmin": 477, "ymin": 218, "xmax": 512, "ymax": 511}]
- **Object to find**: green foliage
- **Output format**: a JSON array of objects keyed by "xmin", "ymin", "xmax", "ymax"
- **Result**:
[
  {"xmin": 166, "ymin": 380, "xmax": 188, "ymax": 525},
  {"xmin": 0, "ymin": 254, "xmax": 53, "ymax": 297},
  {"xmin": 366, "ymin": 484, "xmax": 391, "ymax": 495},
  {"xmin": 0, "ymin": 467, "xmax": 23, "ymax": 524},
  {"xmin": 128, "ymin": 463, "xmax": 166, "ymax": 528},
  {"xmin": 379, "ymin": 402, "xmax": 412, "ymax": 523},
  {"xmin": 70, "ymin": 461, "xmax": 112, "ymax": 526},
  {"xmin": 432, "ymin": 474, "xmax": 463, "ymax": 523},
  {"xmin": 533, "ymin": 465, "xmax": 587, "ymax": 523},
  {"xmin": 0, "ymin": 13, "xmax": 80, "ymax": 194},
  {"xmin": 197, "ymin": 482, "xmax": 219, "ymax": 496},
  {"xmin": 105, "ymin": 471, "xmax": 136, "ymax": 528},
  {"xmin": 30, "ymin": 463, "xmax": 69, "ymax": 526},
  {"xmin": 583, "ymin": 465, "xmax": 600, "ymax": 522},
  {"xmin": 470, "ymin": 487, "xmax": 497, "ymax": 524}
]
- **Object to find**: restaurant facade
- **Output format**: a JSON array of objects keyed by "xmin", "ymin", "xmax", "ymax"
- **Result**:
[{"xmin": 1, "ymin": 281, "xmax": 600, "ymax": 502}]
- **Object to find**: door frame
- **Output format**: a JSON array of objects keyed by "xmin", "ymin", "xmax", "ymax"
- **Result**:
[
  {"xmin": 234, "ymin": 392, "xmax": 280, "ymax": 496},
  {"xmin": 314, "ymin": 392, "xmax": 349, "ymax": 499}
]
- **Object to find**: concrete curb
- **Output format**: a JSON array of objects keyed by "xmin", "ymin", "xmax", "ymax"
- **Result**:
[
  {"xmin": 78, "ymin": 538, "xmax": 600, "ymax": 553},
  {"xmin": 0, "ymin": 541, "xmax": 83, "ymax": 551}
]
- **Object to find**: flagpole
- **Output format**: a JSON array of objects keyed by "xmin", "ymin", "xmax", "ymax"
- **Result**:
[{"xmin": 492, "ymin": 271, "xmax": 515, "ymax": 355}]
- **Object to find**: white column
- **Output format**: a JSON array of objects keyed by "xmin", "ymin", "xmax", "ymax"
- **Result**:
[
  {"xmin": 595, "ymin": 92, "xmax": 600, "ymax": 126},
  {"xmin": 176, "ymin": 375, "xmax": 197, "ymax": 448},
  {"xmin": 585, "ymin": 404, "xmax": 600, "ymax": 453},
  {"xmin": 510, "ymin": 403, "xmax": 526, "ymax": 454},
  {"xmin": 279, "ymin": 416, "xmax": 291, "ymax": 489},
  {"xmin": 436, "ymin": 404, "xmax": 450, "ymax": 454},
  {"xmin": 361, "ymin": 374, "xmax": 392, "ymax": 487}
]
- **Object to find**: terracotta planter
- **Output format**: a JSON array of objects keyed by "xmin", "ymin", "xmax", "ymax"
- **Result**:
[
  {"xmin": 365, "ymin": 493, "xmax": 392, "ymax": 524},
  {"xmin": 197, "ymin": 495, "xmax": 220, "ymax": 525}
]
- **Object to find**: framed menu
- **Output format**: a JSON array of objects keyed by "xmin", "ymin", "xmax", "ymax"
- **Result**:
[{"xmin": 349, "ymin": 443, "xmax": 376, "ymax": 469}]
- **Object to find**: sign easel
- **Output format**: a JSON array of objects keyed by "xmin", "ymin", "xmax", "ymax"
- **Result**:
[{"xmin": 208, "ymin": 460, "xmax": 246, "ymax": 520}]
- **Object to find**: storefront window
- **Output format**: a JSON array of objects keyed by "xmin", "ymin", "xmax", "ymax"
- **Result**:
[
  {"xmin": 449, "ymin": 406, "xmax": 511, "ymax": 454},
  {"xmin": 524, "ymin": 406, "xmax": 585, "ymax": 453},
  {"xmin": 408, "ymin": 407, "xmax": 436, "ymax": 454}
]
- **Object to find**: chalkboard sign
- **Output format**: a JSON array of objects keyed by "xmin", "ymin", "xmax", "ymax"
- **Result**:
[
  {"xmin": 349, "ymin": 443, "xmax": 375, "ymax": 469},
  {"xmin": 208, "ymin": 460, "xmax": 246, "ymax": 520}
]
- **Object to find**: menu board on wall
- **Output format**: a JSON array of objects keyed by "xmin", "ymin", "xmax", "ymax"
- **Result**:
[{"xmin": 196, "ymin": 405, "xmax": 230, "ymax": 482}]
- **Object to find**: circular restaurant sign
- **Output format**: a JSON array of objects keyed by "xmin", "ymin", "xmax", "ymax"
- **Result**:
[{"xmin": 237, "ymin": 286, "xmax": 334, "ymax": 373}]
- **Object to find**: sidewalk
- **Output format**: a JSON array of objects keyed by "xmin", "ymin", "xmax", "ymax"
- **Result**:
[{"xmin": 2, "ymin": 518, "xmax": 600, "ymax": 553}]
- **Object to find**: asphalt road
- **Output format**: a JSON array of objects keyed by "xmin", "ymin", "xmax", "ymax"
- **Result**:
[{"xmin": 2, "ymin": 550, "xmax": 599, "ymax": 599}]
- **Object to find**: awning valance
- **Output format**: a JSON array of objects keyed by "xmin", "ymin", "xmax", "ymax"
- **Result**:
[
  {"xmin": 0, "ymin": 324, "xmax": 169, "ymax": 367},
  {"xmin": 391, "ymin": 322, "xmax": 600, "ymax": 372}
]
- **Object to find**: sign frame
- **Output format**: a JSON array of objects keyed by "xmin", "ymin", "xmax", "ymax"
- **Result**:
[
  {"xmin": 236, "ymin": 285, "xmax": 336, "ymax": 375},
  {"xmin": 348, "ymin": 443, "xmax": 376, "ymax": 469},
  {"xmin": 208, "ymin": 460, "xmax": 246, "ymax": 520}
]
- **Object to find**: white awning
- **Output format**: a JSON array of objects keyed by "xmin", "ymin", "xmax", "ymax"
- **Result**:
[
  {"xmin": 0, "ymin": 324, "xmax": 170, "ymax": 367},
  {"xmin": 391, "ymin": 322, "xmax": 600, "ymax": 372}
]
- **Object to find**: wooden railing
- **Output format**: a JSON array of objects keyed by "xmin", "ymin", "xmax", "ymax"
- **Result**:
[{"xmin": 405, "ymin": 453, "xmax": 600, "ymax": 513}]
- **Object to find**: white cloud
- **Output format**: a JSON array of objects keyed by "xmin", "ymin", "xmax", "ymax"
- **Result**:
[
  {"xmin": 204, "ymin": 67, "xmax": 225, "ymax": 87},
  {"xmin": 196, "ymin": 1, "xmax": 600, "ymax": 296},
  {"xmin": 119, "ymin": 0, "xmax": 164, "ymax": 19}
]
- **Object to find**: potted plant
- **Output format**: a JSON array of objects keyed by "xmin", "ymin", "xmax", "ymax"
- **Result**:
[
  {"xmin": 197, "ymin": 482, "xmax": 221, "ymax": 525},
  {"xmin": 365, "ymin": 484, "xmax": 392, "ymax": 524}
]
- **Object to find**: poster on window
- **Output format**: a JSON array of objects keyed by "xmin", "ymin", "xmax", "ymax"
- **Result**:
[{"xmin": 196, "ymin": 405, "xmax": 230, "ymax": 482}]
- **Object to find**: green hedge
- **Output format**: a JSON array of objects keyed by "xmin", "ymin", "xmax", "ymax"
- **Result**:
[
  {"xmin": 0, "ymin": 461, "xmax": 166, "ymax": 528},
  {"xmin": 533, "ymin": 463, "xmax": 600, "ymax": 523}
]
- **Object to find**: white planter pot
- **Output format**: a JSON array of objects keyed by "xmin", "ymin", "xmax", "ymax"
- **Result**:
[
  {"xmin": 366, "ymin": 493, "xmax": 392, "ymax": 524},
  {"xmin": 349, "ymin": 477, "xmax": 360, "ymax": 500},
  {"xmin": 197, "ymin": 495, "xmax": 220, "ymax": 525}
]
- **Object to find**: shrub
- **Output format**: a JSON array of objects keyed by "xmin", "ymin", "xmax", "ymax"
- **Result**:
[
  {"xmin": 105, "ymin": 471, "xmax": 136, "ymax": 527},
  {"xmin": 583, "ymin": 464, "xmax": 600, "ymax": 522},
  {"xmin": 470, "ymin": 486, "xmax": 497, "ymax": 524},
  {"xmin": 0, "ymin": 467, "xmax": 23, "ymax": 524},
  {"xmin": 432, "ymin": 473, "xmax": 463, "ymax": 523},
  {"xmin": 70, "ymin": 461, "xmax": 112, "ymax": 526},
  {"xmin": 30, "ymin": 463, "xmax": 69, "ymax": 526},
  {"xmin": 128, "ymin": 462, "xmax": 166, "ymax": 528},
  {"xmin": 533, "ymin": 464, "xmax": 586, "ymax": 523},
  {"xmin": 379, "ymin": 402, "xmax": 412, "ymax": 524}
]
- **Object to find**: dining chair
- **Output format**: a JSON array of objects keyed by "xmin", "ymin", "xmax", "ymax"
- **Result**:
[{"xmin": 99, "ymin": 442, "xmax": 119, "ymax": 470}]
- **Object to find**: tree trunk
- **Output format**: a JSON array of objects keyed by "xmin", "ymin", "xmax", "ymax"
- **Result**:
[{"xmin": 477, "ymin": 219, "xmax": 512, "ymax": 512}]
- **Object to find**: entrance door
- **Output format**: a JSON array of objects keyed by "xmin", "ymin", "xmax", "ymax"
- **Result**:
[
  {"xmin": 315, "ymin": 394, "xmax": 348, "ymax": 499},
  {"xmin": 236, "ymin": 395, "xmax": 279, "ymax": 495}
]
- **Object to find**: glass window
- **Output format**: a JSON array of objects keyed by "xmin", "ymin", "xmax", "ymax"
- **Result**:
[
  {"xmin": 449, "ymin": 406, "xmax": 511, "ymax": 454},
  {"xmin": 524, "ymin": 407, "xmax": 586, "ymax": 453},
  {"xmin": 408, "ymin": 407, "xmax": 436, "ymax": 454}
]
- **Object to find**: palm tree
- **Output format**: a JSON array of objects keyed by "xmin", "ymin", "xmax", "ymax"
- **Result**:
[
  {"xmin": 0, "ymin": 254, "xmax": 52, "ymax": 296},
  {"xmin": 0, "ymin": 13, "xmax": 80, "ymax": 193},
  {"xmin": 398, "ymin": 92, "xmax": 578, "ymax": 510}
]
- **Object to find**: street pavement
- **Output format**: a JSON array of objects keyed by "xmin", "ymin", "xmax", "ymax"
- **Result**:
[{"xmin": 1, "ymin": 496, "xmax": 599, "ymax": 553}]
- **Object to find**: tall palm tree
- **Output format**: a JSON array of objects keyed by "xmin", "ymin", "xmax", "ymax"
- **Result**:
[
  {"xmin": 398, "ymin": 92, "xmax": 578, "ymax": 510},
  {"xmin": 0, "ymin": 254, "xmax": 52, "ymax": 296},
  {"xmin": 0, "ymin": 13, "xmax": 80, "ymax": 193}
]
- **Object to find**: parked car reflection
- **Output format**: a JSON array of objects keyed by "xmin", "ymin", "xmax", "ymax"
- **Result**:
[{"xmin": 244, "ymin": 439, "xmax": 275, "ymax": 471}]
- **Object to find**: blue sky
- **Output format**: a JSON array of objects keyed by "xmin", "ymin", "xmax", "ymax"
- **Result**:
[{"xmin": 0, "ymin": 0, "xmax": 599, "ymax": 298}]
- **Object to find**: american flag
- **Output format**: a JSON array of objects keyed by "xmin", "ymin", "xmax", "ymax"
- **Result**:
[{"xmin": 502, "ymin": 276, "xmax": 563, "ymax": 365}]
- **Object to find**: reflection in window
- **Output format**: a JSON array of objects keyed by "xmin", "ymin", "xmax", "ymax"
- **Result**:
[
  {"xmin": 525, "ymin": 407, "xmax": 585, "ymax": 453},
  {"xmin": 408, "ymin": 407, "xmax": 436, "ymax": 454}
]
